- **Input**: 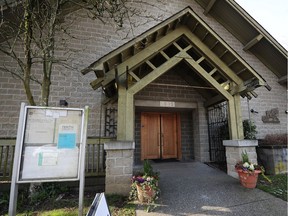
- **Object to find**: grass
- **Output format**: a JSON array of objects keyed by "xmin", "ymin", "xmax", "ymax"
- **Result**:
[
  {"xmin": 257, "ymin": 173, "xmax": 287, "ymax": 201},
  {"xmin": 0, "ymin": 192, "xmax": 136, "ymax": 216},
  {"xmin": 0, "ymin": 184, "xmax": 136, "ymax": 216}
]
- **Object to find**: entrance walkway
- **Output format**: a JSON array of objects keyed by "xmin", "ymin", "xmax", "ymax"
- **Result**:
[{"xmin": 136, "ymin": 162, "xmax": 287, "ymax": 216}]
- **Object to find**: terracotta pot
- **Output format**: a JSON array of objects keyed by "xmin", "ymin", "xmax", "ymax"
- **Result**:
[
  {"xmin": 236, "ymin": 169, "xmax": 261, "ymax": 188},
  {"xmin": 136, "ymin": 184, "xmax": 155, "ymax": 203}
]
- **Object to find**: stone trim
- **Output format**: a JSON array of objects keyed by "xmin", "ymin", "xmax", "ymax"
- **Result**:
[
  {"xmin": 223, "ymin": 139, "xmax": 258, "ymax": 147},
  {"xmin": 104, "ymin": 141, "xmax": 135, "ymax": 150}
]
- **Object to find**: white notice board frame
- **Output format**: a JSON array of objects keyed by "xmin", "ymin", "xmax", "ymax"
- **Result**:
[
  {"xmin": 16, "ymin": 105, "xmax": 86, "ymax": 183},
  {"xmin": 9, "ymin": 103, "xmax": 89, "ymax": 216}
]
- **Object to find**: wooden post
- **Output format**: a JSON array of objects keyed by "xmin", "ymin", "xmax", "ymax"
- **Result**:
[
  {"xmin": 117, "ymin": 85, "xmax": 134, "ymax": 140},
  {"xmin": 234, "ymin": 94, "xmax": 244, "ymax": 139}
]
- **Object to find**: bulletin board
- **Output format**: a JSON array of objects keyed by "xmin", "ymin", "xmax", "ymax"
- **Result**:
[{"xmin": 17, "ymin": 106, "xmax": 85, "ymax": 183}]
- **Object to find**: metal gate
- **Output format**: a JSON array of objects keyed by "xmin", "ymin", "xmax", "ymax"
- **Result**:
[{"xmin": 207, "ymin": 102, "xmax": 229, "ymax": 162}]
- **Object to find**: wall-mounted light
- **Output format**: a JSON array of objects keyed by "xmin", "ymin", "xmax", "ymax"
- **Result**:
[
  {"xmin": 250, "ymin": 109, "xmax": 258, "ymax": 114},
  {"xmin": 285, "ymin": 110, "xmax": 288, "ymax": 114},
  {"xmin": 59, "ymin": 99, "xmax": 68, "ymax": 107}
]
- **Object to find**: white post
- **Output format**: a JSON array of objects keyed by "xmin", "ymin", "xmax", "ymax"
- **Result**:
[
  {"xmin": 9, "ymin": 103, "xmax": 26, "ymax": 216},
  {"xmin": 78, "ymin": 106, "xmax": 89, "ymax": 216}
]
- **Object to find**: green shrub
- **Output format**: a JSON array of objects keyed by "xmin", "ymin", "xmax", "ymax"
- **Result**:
[{"xmin": 243, "ymin": 119, "xmax": 257, "ymax": 139}]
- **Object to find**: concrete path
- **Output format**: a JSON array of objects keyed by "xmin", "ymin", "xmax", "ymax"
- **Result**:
[{"xmin": 136, "ymin": 161, "xmax": 287, "ymax": 216}]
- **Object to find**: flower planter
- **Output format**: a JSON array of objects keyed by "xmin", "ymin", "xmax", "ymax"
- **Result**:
[
  {"xmin": 136, "ymin": 184, "xmax": 155, "ymax": 203},
  {"xmin": 236, "ymin": 169, "xmax": 261, "ymax": 188}
]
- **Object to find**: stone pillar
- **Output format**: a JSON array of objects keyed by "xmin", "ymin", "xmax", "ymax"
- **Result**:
[
  {"xmin": 223, "ymin": 140, "xmax": 258, "ymax": 179},
  {"xmin": 104, "ymin": 141, "xmax": 135, "ymax": 195}
]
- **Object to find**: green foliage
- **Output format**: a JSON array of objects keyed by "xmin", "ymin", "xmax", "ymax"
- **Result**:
[
  {"xmin": 106, "ymin": 194, "xmax": 136, "ymax": 216},
  {"xmin": 129, "ymin": 160, "xmax": 160, "ymax": 212},
  {"xmin": 241, "ymin": 150, "xmax": 249, "ymax": 163},
  {"xmin": 257, "ymin": 173, "xmax": 287, "ymax": 201},
  {"xmin": 29, "ymin": 183, "xmax": 68, "ymax": 205},
  {"xmin": 143, "ymin": 159, "xmax": 154, "ymax": 176},
  {"xmin": 243, "ymin": 119, "xmax": 257, "ymax": 139},
  {"xmin": 0, "ymin": 192, "xmax": 9, "ymax": 205}
]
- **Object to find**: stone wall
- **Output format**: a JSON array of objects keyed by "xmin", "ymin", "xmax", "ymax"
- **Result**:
[
  {"xmin": 0, "ymin": 0, "xmax": 286, "ymax": 139},
  {"xmin": 104, "ymin": 141, "xmax": 134, "ymax": 195},
  {"xmin": 224, "ymin": 140, "xmax": 258, "ymax": 179}
]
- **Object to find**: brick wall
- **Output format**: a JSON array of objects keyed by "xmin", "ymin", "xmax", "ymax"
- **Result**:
[
  {"xmin": 0, "ymin": 0, "xmax": 286, "ymax": 139},
  {"xmin": 180, "ymin": 112, "xmax": 194, "ymax": 161}
]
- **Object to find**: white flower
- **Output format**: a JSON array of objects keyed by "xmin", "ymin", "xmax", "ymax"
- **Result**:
[
  {"xmin": 249, "ymin": 164, "xmax": 255, "ymax": 171},
  {"xmin": 243, "ymin": 162, "xmax": 250, "ymax": 168}
]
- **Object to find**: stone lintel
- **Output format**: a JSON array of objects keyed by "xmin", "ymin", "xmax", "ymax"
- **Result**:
[
  {"xmin": 104, "ymin": 141, "xmax": 135, "ymax": 150},
  {"xmin": 223, "ymin": 139, "xmax": 258, "ymax": 147}
]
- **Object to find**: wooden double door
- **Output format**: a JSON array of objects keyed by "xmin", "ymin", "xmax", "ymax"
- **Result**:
[{"xmin": 141, "ymin": 112, "xmax": 180, "ymax": 160}]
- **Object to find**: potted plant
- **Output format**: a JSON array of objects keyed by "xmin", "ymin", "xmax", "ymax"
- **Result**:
[
  {"xmin": 129, "ymin": 160, "xmax": 160, "ymax": 207},
  {"xmin": 235, "ymin": 151, "xmax": 262, "ymax": 188}
]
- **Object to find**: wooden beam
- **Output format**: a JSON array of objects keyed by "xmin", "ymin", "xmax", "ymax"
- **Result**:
[
  {"xmin": 204, "ymin": 94, "xmax": 225, "ymax": 107},
  {"xmin": 210, "ymin": 41, "xmax": 219, "ymax": 50},
  {"xmin": 173, "ymin": 41, "xmax": 183, "ymax": 51},
  {"xmin": 229, "ymin": 78, "xmax": 261, "ymax": 95},
  {"xmin": 204, "ymin": 0, "xmax": 216, "ymax": 15},
  {"xmin": 128, "ymin": 56, "xmax": 183, "ymax": 95},
  {"xmin": 128, "ymin": 71, "xmax": 140, "ymax": 82},
  {"xmin": 243, "ymin": 34, "xmax": 263, "ymax": 51},
  {"xmin": 201, "ymin": 32, "xmax": 209, "ymax": 41},
  {"xmin": 146, "ymin": 60, "xmax": 156, "ymax": 70},
  {"xmin": 94, "ymin": 70, "xmax": 104, "ymax": 78},
  {"xmin": 192, "ymin": 22, "xmax": 199, "ymax": 32},
  {"xmin": 131, "ymin": 45, "xmax": 135, "ymax": 56},
  {"xmin": 173, "ymin": 18, "xmax": 181, "ymax": 29},
  {"xmin": 90, "ymin": 78, "xmax": 104, "ymax": 90},
  {"xmin": 183, "ymin": 28, "xmax": 243, "ymax": 85},
  {"xmin": 153, "ymin": 31, "xmax": 159, "ymax": 42},
  {"xmin": 82, "ymin": 7, "xmax": 193, "ymax": 72},
  {"xmin": 228, "ymin": 59, "xmax": 237, "ymax": 67},
  {"xmin": 185, "ymin": 57, "xmax": 233, "ymax": 100},
  {"xmin": 250, "ymin": 91, "xmax": 258, "ymax": 98},
  {"xmin": 101, "ymin": 27, "xmax": 185, "ymax": 87},
  {"xmin": 209, "ymin": 68, "xmax": 217, "ymax": 76},
  {"xmin": 182, "ymin": 10, "xmax": 267, "ymax": 85},
  {"xmin": 227, "ymin": 97, "xmax": 239, "ymax": 139},
  {"xmin": 164, "ymin": 24, "xmax": 170, "ymax": 35},
  {"xmin": 278, "ymin": 75, "xmax": 287, "ymax": 85},
  {"xmin": 160, "ymin": 51, "xmax": 170, "ymax": 60},
  {"xmin": 117, "ymin": 86, "xmax": 134, "ymax": 140},
  {"xmin": 233, "ymin": 94, "xmax": 244, "ymax": 139}
]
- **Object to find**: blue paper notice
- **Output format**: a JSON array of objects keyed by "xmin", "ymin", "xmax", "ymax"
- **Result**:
[{"xmin": 58, "ymin": 133, "xmax": 76, "ymax": 149}]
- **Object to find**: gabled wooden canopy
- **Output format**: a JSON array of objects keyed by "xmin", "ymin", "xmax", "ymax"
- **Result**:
[
  {"xmin": 82, "ymin": 7, "xmax": 270, "ymax": 105},
  {"xmin": 195, "ymin": 0, "xmax": 288, "ymax": 86}
]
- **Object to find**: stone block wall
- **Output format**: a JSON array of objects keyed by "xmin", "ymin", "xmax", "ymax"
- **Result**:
[
  {"xmin": 0, "ymin": 0, "xmax": 286, "ymax": 140},
  {"xmin": 104, "ymin": 141, "xmax": 134, "ymax": 195},
  {"xmin": 224, "ymin": 140, "xmax": 258, "ymax": 179}
]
